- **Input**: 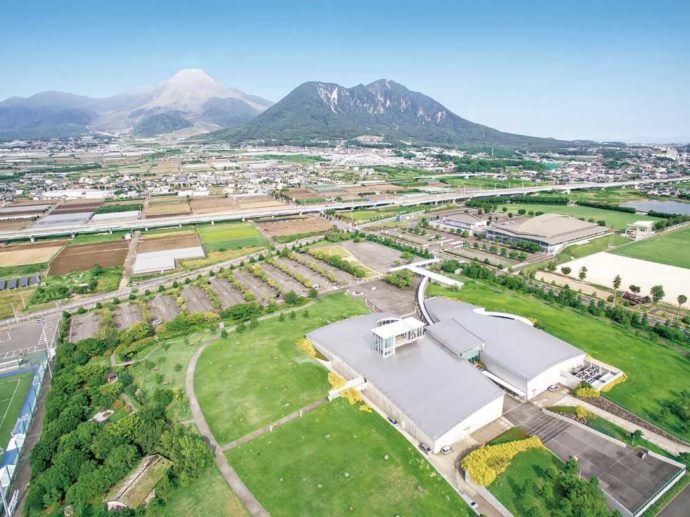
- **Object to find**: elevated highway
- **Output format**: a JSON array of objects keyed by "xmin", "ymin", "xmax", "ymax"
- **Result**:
[{"xmin": 0, "ymin": 177, "xmax": 678, "ymax": 242}]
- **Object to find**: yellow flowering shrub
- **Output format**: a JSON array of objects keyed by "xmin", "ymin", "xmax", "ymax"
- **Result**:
[
  {"xmin": 328, "ymin": 371, "xmax": 345, "ymax": 390},
  {"xmin": 342, "ymin": 388, "xmax": 363, "ymax": 406},
  {"xmin": 574, "ymin": 383, "xmax": 599, "ymax": 399},
  {"xmin": 575, "ymin": 405, "xmax": 588, "ymax": 419},
  {"xmin": 296, "ymin": 338, "xmax": 316, "ymax": 358},
  {"xmin": 600, "ymin": 373, "xmax": 627, "ymax": 393},
  {"xmin": 461, "ymin": 437, "xmax": 544, "ymax": 486},
  {"xmin": 359, "ymin": 404, "xmax": 373, "ymax": 413}
]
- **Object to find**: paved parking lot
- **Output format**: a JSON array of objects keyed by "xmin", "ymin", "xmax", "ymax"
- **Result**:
[
  {"xmin": 276, "ymin": 257, "xmax": 337, "ymax": 290},
  {"xmin": 113, "ymin": 303, "xmax": 143, "ymax": 329},
  {"xmin": 182, "ymin": 285, "xmax": 215, "ymax": 313},
  {"xmin": 262, "ymin": 264, "xmax": 309, "ymax": 296},
  {"xmin": 68, "ymin": 312, "xmax": 101, "ymax": 343},
  {"xmin": 209, "ymin": 277, "xmax": 245, "ymax": 308},
  {"xmin": 352, "ymin": 279, "xmax": 419, "ymax": 315},
  {"xmin": 148, "ymin": 295, "xmax": 180, "ymax": 323},
  {"xmin": 659, "ymin": 483, "xmax": 690, "ymax": 517},
  {"xmin": 0, "ymin": 315, "xmax": 60, "ymax": 359},
  {"xmin": 234, "ymin": 269, "xmax": 280, "ymax": 303},
  {"xmin": 504, "ymin": 403, "xmax": 684, "ymax": 515}
]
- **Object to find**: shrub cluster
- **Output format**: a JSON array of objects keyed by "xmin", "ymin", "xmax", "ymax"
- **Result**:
[
  {"xmin": 461, "ymin": 436, "xmax": 544, "ymax": 485},
  {"xmin": 575, "ymin": 200, "xmax": 636, "ymax": 213},
  {"xmin": 308, "ymin": 249, "xmax": 367, "ymax": 278}
]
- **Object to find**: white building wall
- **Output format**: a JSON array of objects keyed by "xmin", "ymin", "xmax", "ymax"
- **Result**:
[
  {"xmin": 481, "ymin": 355, "xmax": 528, "ymax": 396},
  {"xmin": 525, "ymin": 355, "xmax": 585, "ymax": 399},
  {"xmin": 433, "ymin": 395, "xmax": 504, "ymax": 452}
]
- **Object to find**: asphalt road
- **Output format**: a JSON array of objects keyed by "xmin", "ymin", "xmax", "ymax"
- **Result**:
[{"xmin": 659, "ymin": 483, "xmax": 690, "ymax": 517}]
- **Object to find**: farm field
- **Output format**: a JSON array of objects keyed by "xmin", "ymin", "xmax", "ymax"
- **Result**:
[
  {"xmin": 69, "ymin": 231, "xmax": 130, "ymax": 244},
  {"xmin": 196, "ymin": 222, "xmax": 268, "ymax": 252},
  {"xmin": 0, "ymin": 220, "xmax": 31, "ymax": 231},
  {"xmin": 0, "ymin": 288, "xmax": 33, "ymax": 319},
  {"xmin": 427, "ymin": 281, "xmax": 690, "ymax": 442},
  {"xmin": 48, "ymin": 240, "xmax": 128, "ymax": 274},
  {"xmin": 256, "ymin": 216, "xmax": 333, "ymax": 242},
  {"xmin": 235, "ymin": 195, "xmax": 285, "ymax": 210},
  {"xmin": 489, "ymin": 447, "xmax": 565, "ymax": 515},
  {"xmin": 195, "ymin": 293, "xmax": 369, "ymax": 443},
  {"xmin": 179, "ymin": 246, "xmax": 264, "ymax": 270},
  {"xmin": 144, "ymin": 197, "xmax": 191, "ymax": 218},
  {"xmin": 0, "ymin": 371, "xmax": 34, "ymax": 451},
  {"xmin": 137, "ymin": 231, "xmax": 201, "ymax": 253},
  {"xmin": 499, "ymin": 203, "xmax": 661, "ymax": 230},
  {"xmin": 0, "ymin": 240, "xmax": 67, "ymax": 267},
  {"xmin": 227, "ymin": 399, "xmax": 471, "ymax": 517},
  {"xmin": 611, "ymin": 227, "xmax": 690, "ymax": 269},
  {"xmin": 33, "ymin": 266, "xmax": 122, "ymax": 304},
  {"xmin": 189, "ymin": 196, "xmax": 236, "ymax": 215}
]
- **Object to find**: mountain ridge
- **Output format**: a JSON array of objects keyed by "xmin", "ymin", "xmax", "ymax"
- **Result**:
[{"xmin": 201, "ymin": 79, "xmax": 571, "ymax": 148}]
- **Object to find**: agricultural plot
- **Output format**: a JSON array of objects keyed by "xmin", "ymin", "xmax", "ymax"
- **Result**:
[
  {"xmin": 51, "ymin": 201, "xmax": 101, "ymax": 214},
  {"xmin": 0, "ymin": 240, "xmax": 67, "ymax": 267},
  {"xmin": 137, "ymin": 231, "xmax": 201, "ymax": 253},
  {"xmin": 261, "ymin": 264, "xmax": 309, "ymax": 296},
  {"xmin": 256, "ymin": 216, "xmax": 333, "ymax": 242},
  {"xmin": 197, "ymin": 222, "xmax": 269, "ymax": 252},
  {"xmin": 227, "ymin": 400, "xmax": 471, "ymax": 517},
  {"xmin": 235, "ymin": 195, "xmax": 286, "ymax": 210},
  {"xmin": 0, "ymin": 371, "xmax": 34, "ymax": 451},
  {"xmin": 611, "ymin": 227, "xmax": 690, "ymax": 269},
  {"xmin": 144, "ymin": 197, "xmax": 191, "ymax": 218},
  {"xmin": 189, "ymin": 196, "xmax": 236, "ymax": 215},
  {"xmin": 112, "ymin": 303, "xmax": 144, "ymax": 330},
  {"xmin": 68, "ymin": 312, "xmax": 102, "ymax": 343},
  {"xmin": 48, "ymin": 240, "xmax": 128, "ymax": 275},
  {"xmin": 147, "ymin": 295, "xmax": 179, "ymax": 323},
  {"xmin": 233, "ymin": 269, "xmax": 280, "ymax": 303},
  {"xmin": 275, "ymin": 257, "xmax": 337, "ymax": 290},
  {"xmin": 0, "ymin": 220, "xmax": 30, "ymax": 231},
  {"xmin": 182, "ymin": 285, "xmax": 214, "ymax": 313},
  {"xmin": 209, "ymin": 277, "xmax": 245, "ymax": 308}
]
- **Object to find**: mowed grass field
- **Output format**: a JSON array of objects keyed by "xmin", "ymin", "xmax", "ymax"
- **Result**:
[
  {"xmin": 0, "ymin": 371, "xmax": 34, "ymax": 449},
  {"xmin": 611, "ymin": 227, "xmax": 690, "ymax": 269},
  {"xmin": 196, "ymin": 222, "xmax": 269, "ymax": 252},
  {"xmin": 227, "ymin": 399, "xmax": 471, "ymax": 517},
  {"xmin": 556, "ymin": 234, "xmax": 628, "ymax": 263},
  {"xmin": 500, "ymin": 203, "xmax": 661, "ymax": 230},
  {"xmin": 195, "ymin": 293, "xmax": 369, "ymax": 444},
  {"xmin": 427, "ymin": 281, "xmax": 690, "ymax": 442},
  {"xmin": 489, "ymin": 448, "xmax": 565, "ymax": 515}
]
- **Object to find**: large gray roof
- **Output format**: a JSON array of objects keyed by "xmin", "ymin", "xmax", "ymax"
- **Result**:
[
  {"xmin": 307, "ymin": 313, "xmax": 503, "ymax": 440},
  {"xmin": 424, "ymin": 297, "xmax": 585, "ymax": 381},
  {"xmin": 490, "ymin": 213, "xmax": 608, "ymax": 245}
]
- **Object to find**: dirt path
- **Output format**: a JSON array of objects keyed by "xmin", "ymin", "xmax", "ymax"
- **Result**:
[
  {"xmin": 119, "ymin": 230, "xmax": 140, "ymax": 290},
  {"xmin": 220, "ymin": 398, "xmax": 327, "ymax": 452}
]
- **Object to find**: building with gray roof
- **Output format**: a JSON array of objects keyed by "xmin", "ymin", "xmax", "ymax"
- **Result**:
[
  {"xmin": 486, "ymin": 213, "xmax": 609, "ymax": 254},
  {"xmin": 425, "ymin": 297, "xmax": 586, "ymax": 399},
  {"xmin": 307, "ymin": 313, "xmax": 504, "ymax": 453}
]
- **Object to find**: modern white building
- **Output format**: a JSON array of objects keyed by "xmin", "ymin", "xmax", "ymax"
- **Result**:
[
  {"xmin": 438, "ymin": 212, "xmax": 488, "ymax": 235},
  {"xmin": 625, "ymin": 221, "xmax": 655, "ymax": 240}
]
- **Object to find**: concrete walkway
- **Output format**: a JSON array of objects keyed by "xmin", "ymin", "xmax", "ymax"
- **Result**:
[
  {"xmin": 185, "ymin": 338, "xmax": 269, "ymax": 517},
  {"xmin": 220, "ymin": 398, "xmax": 327, "ymax": 452},
  {"xmin": 556, "ymin": 394, "xmax": 690, "ymax": 456}
]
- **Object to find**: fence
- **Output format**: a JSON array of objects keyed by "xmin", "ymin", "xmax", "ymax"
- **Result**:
[{"xmin": 0, "ymin": 353, "xmax": 49, "ymax": 516}]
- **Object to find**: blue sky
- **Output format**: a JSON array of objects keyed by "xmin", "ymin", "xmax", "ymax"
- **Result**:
[{"xmin": 2, "ymin": 0, "xmax": 689, "ymax": 142}]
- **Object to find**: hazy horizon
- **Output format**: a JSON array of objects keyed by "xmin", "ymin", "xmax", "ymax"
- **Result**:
[{"xmin": 2, "ymin": 0, "xmax": 689, "ymax": 143}]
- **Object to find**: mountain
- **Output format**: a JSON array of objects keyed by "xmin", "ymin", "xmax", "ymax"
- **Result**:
[
  {"xmin": 132, "ymin": 112, "xmax": 193, "ymax": 137},
  {"xmin": 0, "ymin": 69, "xmax": 272, "ymax": 140},
  {"xmin": 203, "ymin": 79, "xmax": 570, "ymax": 148}
]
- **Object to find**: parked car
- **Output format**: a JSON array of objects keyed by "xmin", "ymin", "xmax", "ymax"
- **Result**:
[
  {"xmin": 440, "ymin": 445, "xmax": 454, "ymax": 455},
  {"xmin": 387, "ymin": 416, "xmax": 398, "ymax": 425},
  {"xmin": 418, "ymin": 442, "xmax": 432, "ymax": 455},
  {"xmin": 548, "ymin": 384, "xmax": 560, "ymax": 392}
]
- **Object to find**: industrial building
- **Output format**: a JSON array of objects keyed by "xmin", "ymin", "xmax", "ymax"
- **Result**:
[
  {"xmin": 437, "ymin": 211, "xmax": 488, "ymax": 235},
  {"xmin": 486, "ymin": 213, "xmax": 609, "ymax": 254}
]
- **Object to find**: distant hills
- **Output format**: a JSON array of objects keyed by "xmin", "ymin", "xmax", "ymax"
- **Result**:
[
  {"xmin": 202, "ymin": 79, "xmax": 571, "ymax": 149},
  {"xmin": 0, "ymin": 69, "xmax": 272, "ymax": 140},
  {"xmin": 1, "ymin": 73, "xmax": 573, "ymax": 148}
]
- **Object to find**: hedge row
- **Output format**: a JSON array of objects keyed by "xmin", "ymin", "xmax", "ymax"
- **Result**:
[{"xmin": 461, "ymin": 436, "xmax": 544, "ymax": 485}]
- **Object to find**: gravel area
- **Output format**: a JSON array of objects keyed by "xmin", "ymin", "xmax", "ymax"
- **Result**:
[
  {"xmin": 209, "ymin": 277, "xmax": 246, "ymax": 308},
  {"xmin": 113, "ymin": 303, "xmax": 144, "ymax": 330},
  {"xmin": 182, "ymin": 285, "xmax": 215, "ymax": 313},
  {"xmin": 148, "ymin": 295, "xmax": 180, "ymax": 323},
  {"xmin": 69, "ymin": 312, "xmax": 102, "ymax": 342}
]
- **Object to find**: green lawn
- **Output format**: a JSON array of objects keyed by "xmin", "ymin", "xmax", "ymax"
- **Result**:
[
  {"xmin": 197, "ymin": 222, "xmax": 269, "ymax": 252},
  {"xmin": 70, "ymin": 231, "xmax": 130, "ymax": 244},
  {"xmin": 30, "ymin": 266, "xmax": 122, "ymax": 304},
  {"xmin": 489, "ymin": 448, "xmax": 564, "ymax": 515},
  {"xmin": 569, "ymin": 188, "xmax": 648, "ymax": 205},
  {"xmin": 499, "ymin": 203, "xmax": 661, "ymax": 230},
  {"xmin": 0, "ymin": 262, "xmax": 49, "ymax": 280},
  {"xmin": 146, "ymin": 465, "xmax": 247, "ymax": 517},
  {"xmin": 428, "ymin": 281, "xmax": 690, "ymax": 442},
  {"xmin": 227, "ymin": 399, "xmax": 471, "ymax": 517},
  {"xmin": 195, "ymin": 293, "xmax": 369, "ymax": 444},
  {"xmin": 611, "ymin": 227, "xmax": 690, "ymax": 269},
  {"xmin": 556, "ymin": 234, "xmax": 628, "ymax": 263},
  {"xmin": 129, "ymin": 333, "xmax": 218, "ymax": 421},
  {"xmin": 0, "ymin": 371, "xmax": 34, "ymax": 450},
  {"xmin": 487, "ymin": 427, "xmax": 530, "ymax": 446}
]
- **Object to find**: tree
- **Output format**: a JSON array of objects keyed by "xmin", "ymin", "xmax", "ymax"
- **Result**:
[
  {"xmin": 650, "ymin": 285, "xmax": 665, "ymax": 304},
  {"xmin": 578, "ymin": 266, "xmax": 588, "ymax": 281},
  {"xmin": 631, "ymin": 429, "xmax": 643, "ymax": 445},
  {"xmin": 629, "ymin": 284, "xmax": 641, "ymax": 294},
  {"xmin": 560, "ymin": 266, "xmax": 572, "ymax": 276},
  {"xmin": 677, "ymin": 294, "xmax": 687, "ymax": 321},
  {"xmin": 612, "ymin": 274, "xmax": 621, "ymax": 305}
]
